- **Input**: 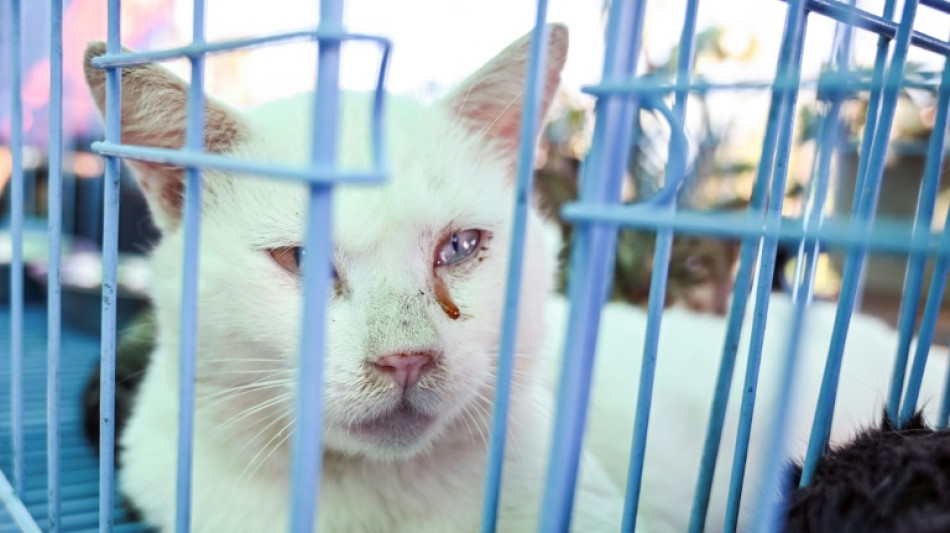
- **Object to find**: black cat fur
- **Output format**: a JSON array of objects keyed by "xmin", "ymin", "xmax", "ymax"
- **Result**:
[
  {"xmin": 784, "ymin": 410, "xmax": 950, "ymax": 532},
  {"xmin": 82, "ymin": 310, "xmax": 155, "ymax": 464}
]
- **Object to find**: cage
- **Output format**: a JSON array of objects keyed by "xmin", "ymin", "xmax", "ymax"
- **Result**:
[{"xmin": 3, "ymin": 0, "xmax": 950, "ymax": 531}]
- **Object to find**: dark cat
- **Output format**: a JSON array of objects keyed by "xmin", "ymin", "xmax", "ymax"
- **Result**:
[
  {"xmin": 785, "ymin": 410, "xmax": 950, "ymax": 532},
  {"xmin": 82, "ymin": 310, "xmax": 155, "ymax": 461}
]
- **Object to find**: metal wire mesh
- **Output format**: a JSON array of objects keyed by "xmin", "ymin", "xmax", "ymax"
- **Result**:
[{"xmin": 2, "ymin": 0, "xmax": 950, "ymax": 532}]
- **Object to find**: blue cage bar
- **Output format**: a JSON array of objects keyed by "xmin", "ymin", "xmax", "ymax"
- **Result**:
[
  {"xmin": 4, "ymin": 0, "xmax": 950, "ymax": 531},
  {"xmin": 47, "ymin": 0, "xmax": 64, "ymax": 530},
  {"xmin": 480, "ymin": 0, "xmax": 555, "ymax": 529}
]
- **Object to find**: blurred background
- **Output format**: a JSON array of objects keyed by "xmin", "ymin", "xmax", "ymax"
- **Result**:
[{"xmin": 2, "ymin": 0, "xmax": 950, "ymax": 341}]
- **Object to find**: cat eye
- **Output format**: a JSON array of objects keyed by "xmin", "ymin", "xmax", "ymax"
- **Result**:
[
  {"xmin": 684, "ymin": 255, "xmax": 707, "ymax": 277},
  {"xmin": 269, "ymin": 246, "xmax": 337, "ymax": 279},
  {"xmin": 435, "ymin": 229, "xmax": 482, "ymax": 267}
]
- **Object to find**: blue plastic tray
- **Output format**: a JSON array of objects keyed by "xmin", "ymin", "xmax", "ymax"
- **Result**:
[{"xmin": 0, "ymin": 306, "xmax": 148, "ymax": 532}]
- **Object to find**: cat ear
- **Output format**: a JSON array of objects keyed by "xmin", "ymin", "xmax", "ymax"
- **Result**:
[
  {"xmin": 446, "ymin": 24, "xmax": 568, "ymax": 162},
  {"xmin": 83, "ymin": 42, "xmax": 247, "ymax": 233}
]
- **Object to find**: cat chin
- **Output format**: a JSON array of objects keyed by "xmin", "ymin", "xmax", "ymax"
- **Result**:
[
  {"xmin": 324, "ymin": 417, "xmax": 447, "ymax": 462},
  {"xmin": 322, "ymin": 389, "xmax": 496, "ymax": 462}
]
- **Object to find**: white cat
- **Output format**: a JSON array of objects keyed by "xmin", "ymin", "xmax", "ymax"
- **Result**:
[
  {"xmin": 83, "ymin": 23, "xmax": 950, "ymax": 533},
  {"xmin": 84, "ymin": 25, "xmax": 622, "ymax": 532}
]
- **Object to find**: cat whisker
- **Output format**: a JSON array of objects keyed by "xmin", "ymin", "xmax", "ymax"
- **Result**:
[
  {"xmin": 196, "ymin": 379, "xmax": 292, "ymax": 412},
  {"xmin": 468, "ymin": 398, "xmax": 527, "ymax": 468},
  {"xmin": 198, "ymin": 358, "xmax": 289, "ymax": 364},
  {"xmin": 207, "ymin": 368, "xmax": 295, "ymax": 376},
  {"xmin": 230, "ymin": 405, "xmax": 295, "ymax": 471},
  {"xmin": 197, "ymin": 394, "xmax": 288, "ymax": 420},
  {"xmin": 472, "ymin": 390, "xmax": 600, "ymax": 478},
  {"xmin": 486, "ymin": 368, "xmax": 537, "ymax": 383},
  {"xmin": 239, "ymin": 418, "xmax": 295, "ymax": 484},
  {"xmin": 216, "ymin": 393, "xmax": 293, "ymax": 433},
  {"xmin": 486, "ymin": 366, "xmax": 537, "ymax": 379},
  {"xmin": 460, "ymin": 404, "xmax": 489, "ymax": 447},
  {"xmin": 198, "ymin": 377, "xmax": 293, "ymax": 398}
]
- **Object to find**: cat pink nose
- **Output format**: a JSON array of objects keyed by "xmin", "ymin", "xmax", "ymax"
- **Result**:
[{"xmin": 373, "ymin": 352, "xmax": 436, "ymax": 390}]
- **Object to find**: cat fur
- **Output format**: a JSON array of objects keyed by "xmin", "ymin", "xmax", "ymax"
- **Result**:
[{"xmin": 83, "ymin": 24, "xmax": 950, "ymax": 533}]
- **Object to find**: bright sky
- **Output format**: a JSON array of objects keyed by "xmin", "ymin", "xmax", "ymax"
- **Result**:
[
  {"xmin": 169, "ymin": 0, "xmax": 605, "ymax": 106},
  {"xmin": 170, "ymin": 0, "xmax": 950, "ymax": 109},
  {"xmin": 5, "ymin": 0, "xmax": 950, "ymax": 144}
]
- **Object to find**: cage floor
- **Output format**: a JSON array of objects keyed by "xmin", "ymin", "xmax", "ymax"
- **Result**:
[{"xmin": 0, "ymin": 306, "xmax": 149, "ymax": 532}]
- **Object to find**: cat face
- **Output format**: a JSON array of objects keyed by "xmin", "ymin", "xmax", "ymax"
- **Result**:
[{"xmin": 84, "ymin": 26, "xmax": 567, "ymax": 462}]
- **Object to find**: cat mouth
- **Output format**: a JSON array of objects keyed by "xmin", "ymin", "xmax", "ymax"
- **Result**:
[{"xmin": 348, "ymin": 403, "xmax": 436, "ymax": 447}]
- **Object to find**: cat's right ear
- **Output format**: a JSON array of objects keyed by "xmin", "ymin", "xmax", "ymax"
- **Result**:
[
  {"xmin": 83, "ymin": 42, "xmax": 247, "ymax": 233},
  {"xmin": 445, "ymin": 24, "xmax": 568, "ymax": 166}
]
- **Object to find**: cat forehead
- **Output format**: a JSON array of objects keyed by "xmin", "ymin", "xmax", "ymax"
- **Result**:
[{"xmin": 219, "ymin": 92, "xmax": 512, "ymax": 250}]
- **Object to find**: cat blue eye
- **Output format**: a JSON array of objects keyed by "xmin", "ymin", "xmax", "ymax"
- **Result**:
[{"xmin": 435, "ymin": 229, "xmax": 482, "ymax": 267}]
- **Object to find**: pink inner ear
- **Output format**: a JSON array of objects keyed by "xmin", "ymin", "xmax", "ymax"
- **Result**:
[
  {"xmin": 84, "ymin": 44, "xmax": 249, "ymax": 229},
  {"xmin": 116, "ymin": 71, "xmax": 246, "ymax": 223},
  {"xmin": 121, "ymin": 99, "xmax": 245, "ymax": 221},
  {"xmin": 448, "ymin": 25, "xmax": 568, "ymax": 159},
  {"xmin": 119, "ymin": 76, "xmax": 245, "ymax": 154},
  {"xmin": 461, "ymin": 99, "xmax": 523, "ymax": 150},
  {"xmin": 136, "ymin": 164, "xmax": 185, "ymax": 214}
]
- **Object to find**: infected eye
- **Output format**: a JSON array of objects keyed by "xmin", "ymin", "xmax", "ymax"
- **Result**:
[
  {"xmin": 435, "ymin": 229, "xmax": 482, "ymax": 267},
  {"xmin": 268, "ymin": 246, "xmax": 337, "ymax": 279}
]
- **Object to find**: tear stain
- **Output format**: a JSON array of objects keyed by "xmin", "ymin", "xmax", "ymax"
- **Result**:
[{"xmin": 434, "ymin": 277, "xmax": 461, "ymax": 320}]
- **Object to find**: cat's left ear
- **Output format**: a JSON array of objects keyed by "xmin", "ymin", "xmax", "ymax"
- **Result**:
[
  {"xmin": 446, "ymin": 24, "xmax": 568, "ymax": 162},
  {"xmin": 83, "ymin": 42, "xmax": 247, "ymax": 233}
]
